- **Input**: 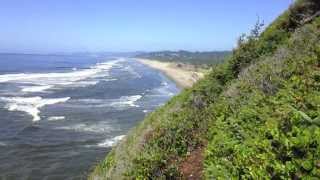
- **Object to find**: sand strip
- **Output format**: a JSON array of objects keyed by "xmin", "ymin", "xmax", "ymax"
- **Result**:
[{"xmin": 136, "ymin": 58, "xmax": 204, "ymax": 88}]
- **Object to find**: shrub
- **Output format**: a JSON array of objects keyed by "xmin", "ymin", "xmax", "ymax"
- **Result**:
[{"xmin": 204, "ymin": 18, "xmax": 320, "ymax": 179}]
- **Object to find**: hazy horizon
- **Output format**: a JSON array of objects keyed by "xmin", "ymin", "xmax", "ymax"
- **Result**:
[{"xmin": 0, "ymin": 49, "xmax": 232, "ymax": 56}]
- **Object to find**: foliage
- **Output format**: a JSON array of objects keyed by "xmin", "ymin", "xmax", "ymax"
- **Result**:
[
  {"xmin": 205, "ymin": 20, "xmax": 320, "ymax": 179},
  {"xmin": 89, "ymin": 1, "xmax": 320, "ymax": 179}
]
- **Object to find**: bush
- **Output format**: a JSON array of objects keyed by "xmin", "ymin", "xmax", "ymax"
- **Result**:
[{"xmin": 204, "ymin": 18, "xmax": 320, "ymax": 179}]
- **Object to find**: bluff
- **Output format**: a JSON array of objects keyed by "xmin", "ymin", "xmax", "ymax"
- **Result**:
[{"xmin": 90, "ymin": 0, "xmax": 320, "ymax": 179}]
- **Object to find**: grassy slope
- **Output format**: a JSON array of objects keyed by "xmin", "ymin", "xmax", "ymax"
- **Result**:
[{"xmin": 90, "ymin": 0, "xmax": 320, "ymax": 179}]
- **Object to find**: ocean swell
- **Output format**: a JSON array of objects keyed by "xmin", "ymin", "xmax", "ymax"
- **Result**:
[
  {"xmin": 0, "ymin": 59, "xmax": 123, "ymax": 121},
  {"xmin": 0, "ymin": 59, "xmax": 122, "ymax": 93}
]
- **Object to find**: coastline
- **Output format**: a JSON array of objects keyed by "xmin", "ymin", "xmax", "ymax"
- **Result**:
[{"xmin": 136, "ymin": 58, "xmax": 204, "ymax": 88}]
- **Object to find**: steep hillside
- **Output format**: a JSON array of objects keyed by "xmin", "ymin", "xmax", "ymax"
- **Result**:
[{"xmin": 90, "ymin": 0, "xmax": 320, "ymax": 179}]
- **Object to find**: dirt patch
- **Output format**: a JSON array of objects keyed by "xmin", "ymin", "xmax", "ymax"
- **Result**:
[{"xmin": 179, "ymin": 147, "xmax": 204, "ymax": 180}]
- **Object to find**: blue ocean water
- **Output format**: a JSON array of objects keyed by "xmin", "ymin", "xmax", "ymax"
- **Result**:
[{"xmin": 0, "ymin": 53, "xmax": 179, "ymax": 179}]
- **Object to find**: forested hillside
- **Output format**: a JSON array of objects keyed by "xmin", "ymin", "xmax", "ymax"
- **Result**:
[
  {"xmin": 136, "ymin": 51, "xmax": 231, "ymax": 66},
  {"xmin": 90, "ymin": 0, "xmax": 320, "ymax": 179}
]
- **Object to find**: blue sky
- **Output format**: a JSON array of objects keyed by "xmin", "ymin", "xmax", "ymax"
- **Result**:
[{"xmin": 0, "ymin": 0, "xmax": 293, "ymax": 53}]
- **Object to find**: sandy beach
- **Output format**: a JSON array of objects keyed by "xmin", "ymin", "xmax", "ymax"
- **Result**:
[{"xmin": 136, "ymin": 58, "xmax": 205, "ymax": 88}]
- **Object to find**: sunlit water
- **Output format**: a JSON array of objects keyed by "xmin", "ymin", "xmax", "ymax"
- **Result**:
[{"xmin": 0, "ymin": 54, "xmax": 179, "ymax": 179}]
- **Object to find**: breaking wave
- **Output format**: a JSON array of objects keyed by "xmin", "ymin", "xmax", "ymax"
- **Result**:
[
  {"xmin": 0, "ymin": 96, "xmax": 70, "ymax": 121},
  {"xmin": 55, "ymin": 122, "xmax": 113, "ymax": 133},
  {"xmin": 0, "ymin": 59, "xmax": 124, "ymax": 121},
  {"xmin": 110, "ymin": 95, "xmax": 142, "ymax": 107},
  {"xmin": 69, "ymin": 95, "xmax": 142, "ymax": 109},
  {"xmin": 21, "ymin": 85, "xmax": 54, "ymax": 93},
  {"xmin": 0, "ymin": 59, "xmax": 122, "ymax": 93},
  {"xmin": 98, "ymin": 135, "xmax": 125, "ymax": 147}
]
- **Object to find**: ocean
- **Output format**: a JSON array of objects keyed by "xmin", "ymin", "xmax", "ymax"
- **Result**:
[{"xmin": 0, "ymin": 53, "xmax": 179, "ymax": 179}]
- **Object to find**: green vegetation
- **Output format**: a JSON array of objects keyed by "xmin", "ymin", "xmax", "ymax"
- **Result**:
[
  {"xmin": 90, "ymin": 0, "xmax": 320, "ymax": 179},
  {"xmin": 205, "ymin": 18, "xmax": 320, "ymax": 179},
  {"xmin": 136, "ymin": 50, "xmax": 231, "ymax": 66}
]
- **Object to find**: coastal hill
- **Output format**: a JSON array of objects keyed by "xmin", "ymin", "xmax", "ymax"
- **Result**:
[
  {"xmin": 136, "ymin": 50, "xmax": 231, "ymax": 66},
  {"xmin": 90, "ymin": 0, "xmax": 320, "ymax": 179}
]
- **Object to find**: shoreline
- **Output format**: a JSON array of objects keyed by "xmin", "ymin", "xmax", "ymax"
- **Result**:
[{"xmin": 136, "ymin": 58, "xmax": 204, "ymax": 89}]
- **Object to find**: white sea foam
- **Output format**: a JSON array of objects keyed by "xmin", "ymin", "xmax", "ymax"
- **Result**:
[
  {"xmin": 161, "ymin": 81, "xmax": 168, "ymax": 86},
  {"xmin": 70, "ymin": 95, "xmax": 142, "ymax": 109},
  {"xmin": 0, "ymin": 142, "xmax": 7, "ymax": 146},
  {"xmin": 123, "ymin": 65, "xmax": 142, "ymax": 78},
  {"xmin": 0, "ymin": 59, "xmax": 123, "ymax": 121},
  {"xmin": 0, "ymin": 96, "xmax": 70, "ymax": 121},
  {"xmin": 110, "ymin": 95, "xmax": 142, "ymax": 107},
  {"xmin": 48, "ymin": 116, "xmax": 65, "ymax": 121},
  {"xmin": 55, "ymin": 122, "xmax": 112, "ymax": 133},
  {"xmin": 98, "ymin": 135, "xmax": 125, "ymax": 147},
  {"xmin": 146, "ymin": 81, "xmax": 176, "ymax": 98},
  {"xmin": 22, "ymin": 85, "xmax": 53, "ymax": 92},
  {"xmin": 0, "ymin": 59, "xmax": 122, "ymax": 92},
  {"xmin": 66, "ymin": 80, "xmax": 99, "ymax": 87}
]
